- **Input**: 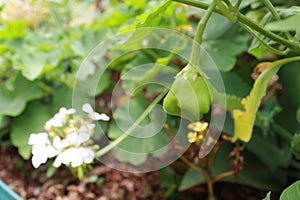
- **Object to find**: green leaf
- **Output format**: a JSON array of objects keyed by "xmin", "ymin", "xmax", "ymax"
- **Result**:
[
  {"xmin": 280, "ymin": 181, "xmax": 300, "ymax": 200},
  {"xmin": 96, "ymin": 4, "xmax": 132, "ymax": 28},
  {"xmin": 249, "ymin": 41, "xmax": 270, "ymax": 59},
  {"xmin": 226, "ymin": 95, "xmax": 243, "ymax": 112},
  {"xmin": 46, "ymin": 165, "xmax": 58, "ymax": 178},
  {"xmin": 118, "ymin": 1, "xmax": 173, "ymax": 45},
  {"xmin": 232, "ymin": 57, "xmax": 300, "ymax": 142},
  {"xmin": 266, "ymin": 14, "xmax": 300, "ymax": 31},
  {"xmin": 263, "ymin": 192, "xmax": 271, "ymax": 200},
  {"xmin": 121, "ymin": 55, "xmax": 177, "ymax": 95},
  {"xmin": 291, "ymin": 133, "xmax": 300, "ymax": 159},
  {"xmin": 265, "ymin": 13, "xmax": 300, "ymax": 41},
  {"xmin": 179, "ymin": 168, "xmax": 205, "ymax": 191},
  {"xmin": 248, "ymin": 13, "xmax": 274, "ymax": 59},
  {"xmin": 221, "ymin": 71, "xmax": 250, "ymax": 97},
  {"xmin": 108, "ymin": 94, "xmax": 169, "ymax": 165},
  {"xmin": 0, "ymin": 75, "xmax": 44, "ymax": 123},
  {"xmin": 125, "ymin": 0, "xmax": 146, "ymax": 10},
  {"xmin": 255, "ymin": 100, "xmax": 282, "ymax": 136},
  {"xmin": 247, "ymin": 129, "xmax": 291, "ymax": 168},
  {"xmin": 11, "ymin": 101, "xmax": 52, "ymax": 159},
  {"xmin": 13, "ymin": 51, "xmax": 53, "ymax": 81},
  {"xmin": 70, "ymin": 29, "xmax": 110, "ymax": 57},
  {"xmin": 297, "ymin": 108, "xmax": 300, "ymax": 124},
  {"xmin": 0, "ymin": 21, "xmax": 28, "ymax": 39},
  {"xmin": 51, "ymin": 87, "xmax": 73, "ymax": 112},
  {"xmin": 279, "ymin": 61, "xmax": 300, "ymax": 108},
  {"xmin": 158, "ymin": 167, "xmax": 177, "ymax": 197},
  {"xmin": 202, "ymin": 16, "xmax": 248, "ymax": 71},
  {"xmin": 237, "ymin": 156, "xmax": 286, "ymax": 191}
]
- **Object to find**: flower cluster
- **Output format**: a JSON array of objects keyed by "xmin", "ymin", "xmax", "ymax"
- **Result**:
[
  {"xmin": 28, "ymin": 104, "xmax": 109, "ymax": 169},
  {"xmin": 187, "ymin": 121, "xmax": 208, "ymax": 143}
]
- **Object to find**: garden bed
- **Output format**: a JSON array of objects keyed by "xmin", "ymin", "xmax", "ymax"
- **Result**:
[{"xmin": 0, "ymin": 147, "xmax": 278, "ymax": 200}]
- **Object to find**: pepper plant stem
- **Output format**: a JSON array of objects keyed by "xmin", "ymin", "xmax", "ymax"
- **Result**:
[
  {"xmin": 262, "ymin": 0, "xmax": 293, "ymax": 40},
  {"xmin": 170, "ymin": 0, "xmax": 300, "ymax": 53},
  {"xmin": 189, "ymin": 0, "xmax": 217, "ymax": 68},
  {"xmin": 95, "ymin": 91, "xmax": 167, "ymax": 157}
]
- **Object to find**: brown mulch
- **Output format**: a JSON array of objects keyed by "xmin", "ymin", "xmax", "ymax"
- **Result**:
[{"xmin": 0, "ymin": 148, "xmax": 164, "ymax": 200}]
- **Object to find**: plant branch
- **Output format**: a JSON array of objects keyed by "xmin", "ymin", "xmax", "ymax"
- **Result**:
[
  {"xmin": 189, "ymin": 0, "xmax": 217, "ymax": 68},
  {"xmin": 240, "ymin": 23, "xmax": 289, "ymax": 55},
  {"xmin": 180, "ymin": 156, "xmax": 216, "ymax": 199},
  {"xmin": 262, "ymin": 0, "xmax": 294, "ymax": 40},
  {"xmin": 95, "ymin": 91, "xmax": 167, "ymax": 157},
  {"xmin": 180, "ymin": 156, "xmax": 208, "ymax": 179},
  {"xmin": 212, "ymin": 170, "xmax": 234, "ymax": 183},
  {"xmin": 170, "ymin": 0, "xmax": 300, "ymax": 53},
  {"xmin": 272, "ymin": 123, "xmax": 293, "ymax": 141}
]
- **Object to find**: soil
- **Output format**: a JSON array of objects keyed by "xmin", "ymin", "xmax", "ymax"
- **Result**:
[
  {"xmin": 0, "ymin": 148, "xmax": 163, "ymax": 200},
  {"xmin": 0, "ymin": 147, "xmax": 277, "ymax": 200}
]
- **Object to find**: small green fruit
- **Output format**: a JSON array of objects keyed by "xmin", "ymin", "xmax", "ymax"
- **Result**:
[{"xmin": 163, "ymin": 64, "xmax": 211, "ymax": 121}]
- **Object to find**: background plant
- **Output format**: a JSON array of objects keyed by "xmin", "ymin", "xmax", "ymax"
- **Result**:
[{"xmin": 0, "ymin": 0, "xmax": 300, "ymax": 199}]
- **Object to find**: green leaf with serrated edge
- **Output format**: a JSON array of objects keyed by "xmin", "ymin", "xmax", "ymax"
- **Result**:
[
  {"xmin": 291, "ymin": 133, "xmax": 300, "ymax": 159},
  {"xmin": 0, "ymin": 75, "xmax": 44, "ymax": 123},
  {"xmin": 221, "ymin": 71, "xmax": 250, "ymax": 97},
  {"xmin": 120, "ymin": 0, "xmax": 173, "ymax": 33},
  {"xmin": 232, "ymin": 57, "xmax": 300, "ymax": 142},
  {"xmin": 11, "ymin": 101, "xmax": 52, "ymax": 159},
  {"xmin": 117, "ymin": 1, "xmax": 172, "ymax": 47},
  {"xmin": 179, "ymin": 168, "xmax": 205, "ymax": 191},
  {"xmin": 280, "ymin": 181, "xmax": 300, "ymax": 200}
]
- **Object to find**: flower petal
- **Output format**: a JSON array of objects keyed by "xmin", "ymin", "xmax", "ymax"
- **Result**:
[
  {"xmin": 28, "ymin": 133, "xmax": 49, "ymax": 145},
  {"xmin": 78, "ymin": 132, "xmax": 90, "ymax": 143},
  {"xmin": 90, "ymin": 112, "xmax": 110, "ymax": 121},
  {"xmin": 46, "ymin": 146, "xmax": 60, "ymax": 158},
  {"xmin": 82, "ymin": 103, "xmax": 93, "ymax": 114},
  {"xmin": 80, "ymin": 148, "xmax": 95, "ymax": 164},
  {"xmin": 71, "ymin": 156, "xmax": 83, "ymax": 168},
  {"xmin": 32, "ymin": 154, "xmax": 47, "ymax": 168},
  {"xmin": 66, "ymin": 132, "xmax": 79, "ymax": 145},
  {"xmin": 53, "ymin": 136, "xmax": 70, "ymax": 150}
]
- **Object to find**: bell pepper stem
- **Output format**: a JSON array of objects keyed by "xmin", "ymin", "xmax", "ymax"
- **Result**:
[{"xmin": 189, "ymin": 0, "xmax": 217, "ymax": 75}]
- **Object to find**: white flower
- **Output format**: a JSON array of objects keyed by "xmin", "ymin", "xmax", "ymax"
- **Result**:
[
  {"xmin": 66, "ymin": 132, "xmax": 90, "ymax": 146},
  {"xmin": 31, "ymin": 151, "xmax": 48, "ymax": 168},
  {"xmin": 28, "ymin": 133, "xmax": 59, "ymax": 168},
  {"xmin": 53, "ymin": 147, "xmax": 95, "ymax": 168},
  {"xmin": 28, "ymin": 132, "xmax": 50, "ymax": 145},
  {"xmin": 82, "ymin": 103, "xmax": 110, "ymax": 121},
  {"xmin": 45, "ymin": 107, "xmax": 76, "ymax": 128},
  {"xmin": 53, "ymin": 136, "xmax": 70, "ymax": 150},
  {"xmin": 78, "ymin": 124, "xmax": 95, "ymax": 133}
]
